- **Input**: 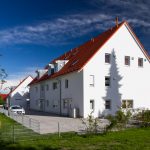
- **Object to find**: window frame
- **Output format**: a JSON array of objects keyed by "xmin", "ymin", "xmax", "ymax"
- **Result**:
[
  {"xmin": 63, "ymin": 99, "xmax": 68, "ymax": 109},
  {"xmin": 105, "ymin": 100, "xmax": 111, "ymax": 109},
  {"xmin": 105, "ymin": 76, "xmax": 111, "ymax": 87},
  {"xmin": 122, "ymin": 100, "xmax": 133, "ymax": 108},
  {"xmin": 90, "ymin": 99, "xmax": 94, "ymax": 110},
  {"xmin": 53, "ymin": 82, "xmax": 58, "ymax": 90},
  {"xmin": 46, "ymin": 84, "xmax": 49, "ymax": 91},
  {"xmin": 89, "ymin": 75, "xmax": 95, "ymax": 87},
  {"xmin": 65, "ymin": 79, "xmax": 69, "ymax": 88},
  {"xmin": 138, "ymin": 58, "xmax": 143, "ymax": 67},
  {"xmin": 125, "ymin": 56, "xmax": 130, "ymax": 66},
  {"xmin": 105, "ymin": 53, "xmax": 111, "ymax": 64}
]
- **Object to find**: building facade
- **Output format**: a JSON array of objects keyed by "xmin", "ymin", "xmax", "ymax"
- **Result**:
[
  {"xmin": 29, "ymin": 21, "xmax": 150, "ymax": 118},
  {"xmin": 6, "ymin": 76, "xmax": 33, "ymax": 109}
]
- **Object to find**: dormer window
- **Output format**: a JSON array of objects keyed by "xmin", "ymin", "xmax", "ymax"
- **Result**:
[{"xmin": 105, "ymin": 53, "xmax": 111, "ymax": 63}]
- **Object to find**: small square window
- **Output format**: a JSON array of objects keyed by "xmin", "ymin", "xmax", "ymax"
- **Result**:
[
  {"xmin": 65, "ymin": 79, "xmax": 68, "ymax": 88},
  {"xmin": 105, "ymin": 53, "xmax": 111, "ymax": 63},
  {"xmin": 138, "ymin": 58, "xmax": 143, "ymax": 67},
  {"xmin": 90, "ymin": 100, "xmax": 94, "ymax": 110},
  {"xmin": 105, "ymin": 100, "xmax": 111, "ymax": 109},
  {"xmin": 125, "ymin": 56, "xmax": 130, "ymax": 66},
  {"xmin": 105, "ymin": 76, "xmax": 110, "ymax": 87},
  {"xmin": 53, "ymin": 82, "xmax": 58, "ymax": 90}
]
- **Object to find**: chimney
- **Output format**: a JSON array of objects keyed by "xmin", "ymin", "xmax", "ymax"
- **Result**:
[{"xmin": 115, "ymin": 17, "xmax": 119, "ymax": 27}]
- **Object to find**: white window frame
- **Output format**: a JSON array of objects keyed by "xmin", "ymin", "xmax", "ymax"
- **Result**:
[
  {"xmin": 89, "ymin": 75, "xmax": 95, "ymax": 87},
  {"xmin": 105, "ymin": 100, "xmax": 111, "ymax": 109},
  {"xmin": 105, "ymin": 53, "xmax": 111, "ymax": 64},
  {"xmin": 90, "ymin": 100, "xmax": 94, "ymax": 110},
  {"xmin": 65, "ymin": 79, "xmax": 68, "ymax": 88},
  {"xmin": 105, "ymin": 76, "xmax": 111, "ymax": 87}
]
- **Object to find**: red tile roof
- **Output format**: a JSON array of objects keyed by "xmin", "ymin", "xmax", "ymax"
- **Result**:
[
  {"xmin": 0, "ymin": 94, "xmax": 8, "ymax": 101},
  {"xmin": 29, "ymin": 21, "xmax": 150, "ymax": 85}
]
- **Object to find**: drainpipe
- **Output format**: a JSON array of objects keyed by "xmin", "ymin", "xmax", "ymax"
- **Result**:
[{"xmin": 56, "ymin": 79, "xmax": 62, "ymax": 115}]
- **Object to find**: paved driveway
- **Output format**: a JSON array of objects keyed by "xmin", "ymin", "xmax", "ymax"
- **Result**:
[{"xmin": 25, "ymin": 110, "xmax": 85, "ymax": 134}]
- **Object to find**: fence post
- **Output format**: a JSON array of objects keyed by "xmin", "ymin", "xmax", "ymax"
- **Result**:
[
  {"xmin": 38, "ymin": 121, "xmax": 40, "ymax": 134},
  {"xmin": 29, "ymin": 118, "xmax": 31, "ymax": 128},
  {"xmin": 22, "ymin": 114, "xmax": 24, "ymax": 124},
  {"xmin": 58, "ymin": 122, "xmax": 60, "ymax": 138},
  {"xmin": 12, "ymin": 124, "xmax": 15, "ymax": 143}
]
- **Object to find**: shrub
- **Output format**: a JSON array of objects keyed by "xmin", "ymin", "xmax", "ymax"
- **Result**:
[{"xmin": 0, "ymin": 96, "xmax": 5, "ymax": 105}]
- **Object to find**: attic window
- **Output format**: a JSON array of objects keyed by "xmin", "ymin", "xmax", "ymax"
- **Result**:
[{"xmin": 71, "ymin": 59, "xmax": 79, "ymax": 66}]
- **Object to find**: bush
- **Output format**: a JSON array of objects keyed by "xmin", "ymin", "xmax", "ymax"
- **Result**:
[
  {"xmin": 0, "ymin": 96, "xmax": 5, "ymax": 105},
  {"xmin": 134, "ymin": 110, "xmax": 150, "ymax": 127},
  {"xmin": 106, "ymin": 109, "xmax": 131, "ymax": 130}
]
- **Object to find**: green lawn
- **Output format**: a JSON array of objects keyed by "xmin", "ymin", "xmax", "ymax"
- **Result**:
[{"xmin": 0, "ymin": 113, "xmax": 150, "ymax": 150}]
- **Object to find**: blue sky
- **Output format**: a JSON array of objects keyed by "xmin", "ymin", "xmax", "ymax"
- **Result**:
[{"xmin": 0, "ymin": 0, "xmax": 149, "ymax": 86}]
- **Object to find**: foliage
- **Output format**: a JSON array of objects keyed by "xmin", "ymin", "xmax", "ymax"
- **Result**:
[
  {"xmin": 106, "ymin": 109, "xmax": 131, "ymax": 130},
  {"xmin": 82, "ymin": 112, "xmax": 103, "ymax": 135},
  {"xmin": 0, "ymin": 96, "xmax": 5, "ymax": 105},
  {"xmin": 134, "ymin": 110, "xmax": 150, "ymax": 127}
]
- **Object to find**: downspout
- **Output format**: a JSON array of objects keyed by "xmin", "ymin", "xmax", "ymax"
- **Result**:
[
  {"xmin": 59, "ymin": 80, "xmax": 62, "ymax": 115},
  {"xmin": 56, "ymin": 78, "xmax": 62, "ymax": 115}
]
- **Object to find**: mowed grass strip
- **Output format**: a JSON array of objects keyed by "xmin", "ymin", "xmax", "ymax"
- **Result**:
[{"xmin": 0, "ymin": 113, "xmax": 150, "ymax": 150}]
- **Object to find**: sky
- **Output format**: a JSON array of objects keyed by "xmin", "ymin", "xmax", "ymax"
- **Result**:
[{"xmin": 0, "ymin": 0, "xmax": 149, "ymax": 91}]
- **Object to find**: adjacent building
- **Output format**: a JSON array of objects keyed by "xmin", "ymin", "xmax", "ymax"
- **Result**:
[
  {"xmin": 5, "ymin": 76, "xmax": 33, "ymax": 109},
  {"xmin": 29, "ymin": 21, "xmax": 150, "ymax": 118}
]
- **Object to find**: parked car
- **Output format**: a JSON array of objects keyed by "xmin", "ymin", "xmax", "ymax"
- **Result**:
[{"xmin": 8, "ymin": 105, "xmax": 25, "ymax": 115}]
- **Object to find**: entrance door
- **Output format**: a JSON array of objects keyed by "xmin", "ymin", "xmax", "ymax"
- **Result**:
[
  {"xmin": 63, "ymin": 98, "xmax": 72, "ymax": 116},
  {"xmin": 40, "ymin": 99, "xmax": 44, "ymax": 111}
]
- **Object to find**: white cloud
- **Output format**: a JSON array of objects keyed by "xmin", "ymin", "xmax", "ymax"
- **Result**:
[{"xmin": 0, "ymin": 13, "xmax": 114, "ymax": 46}]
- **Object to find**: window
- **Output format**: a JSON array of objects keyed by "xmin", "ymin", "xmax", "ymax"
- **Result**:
[
  {"xmin": 125, "ymin": 56, "xmax": 130, "ymax": 66},
  {"xmin": 35, "ymin": 87, "xmax": 38, "ymax": 92},
  {"xmin": 122, "ymin": 100, "xmax": 133, "ymax": 108},
  {"xmin": 105, "ymin": 53, "xmax": 111, "ymax": 63},
  {"xmin": 53, "ymin": 82, "xmax": 58, "ymax": 90},
  {"xmin": 41, "ymin": 85, "xmax": 44, "ymax": 91},
  {"xmin": 63, "ymin": 99, "xmax": 68, "ymax": 109},
  {"xmin": 105, "ymin": 76, "xmax": 111, "ymax": 87},
  {"xmin": 138, "ymin": 58, "xmax": 143, "ymax": 67},
  {"xmin": 90, "ymin": 100, "xmax": 94, "ymax": 110},
  {"xmin": 15, "ymin": 99, "xmax": 21, "ymax": 101},
  {"xmin": 46, "ymin": 100, "xmax": 49, "ymax": 106},
  {"xmin": 46, "ymin": 84, "xmax": 49, "ymax": 91},
  {"xmin": 89, "ymin": 75, "xmax": 94, "ymax": 87},
  {"xmin": 105, "ymin": 100, "xmax": 111, "ymax": 109},
  {"xmin": 65, "ymin": 79, "xmax": 68, "ymax": 88}
]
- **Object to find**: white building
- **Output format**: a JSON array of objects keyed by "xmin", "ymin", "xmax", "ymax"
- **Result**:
[
  {"xmin": 6, "ymin": 76, "xmax": 33, "ymax": 109},
  {"xmin": 29, "ymin": 21, "xmax": 150, "ymax": 118}
]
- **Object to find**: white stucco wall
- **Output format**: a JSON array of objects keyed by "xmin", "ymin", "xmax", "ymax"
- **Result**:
[
  {"xmin": 30, "ymin": 71, "xmax": 84, "ymax": 117},
  {"xmin": 83, "ymin": 23, "xmax": 150, "ymax": 118}
]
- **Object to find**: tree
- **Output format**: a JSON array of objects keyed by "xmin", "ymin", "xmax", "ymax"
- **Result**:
[{"xmin": 0, "ymin": 55, "xmax": 7, "ymax": 91}]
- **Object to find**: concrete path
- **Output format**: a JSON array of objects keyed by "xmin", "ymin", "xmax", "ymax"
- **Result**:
[
  {"xmin": 25, "ymin": 110, "xmax": 85, "ymax": 134},
  {"xmin": 25, "ymin": 110, "xmax": 109, "ymax": 134}
]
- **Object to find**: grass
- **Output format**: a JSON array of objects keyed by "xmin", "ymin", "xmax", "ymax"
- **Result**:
[{"xmin": 0, "ymin": 113, "xmax": 150, "ymax": 150}]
